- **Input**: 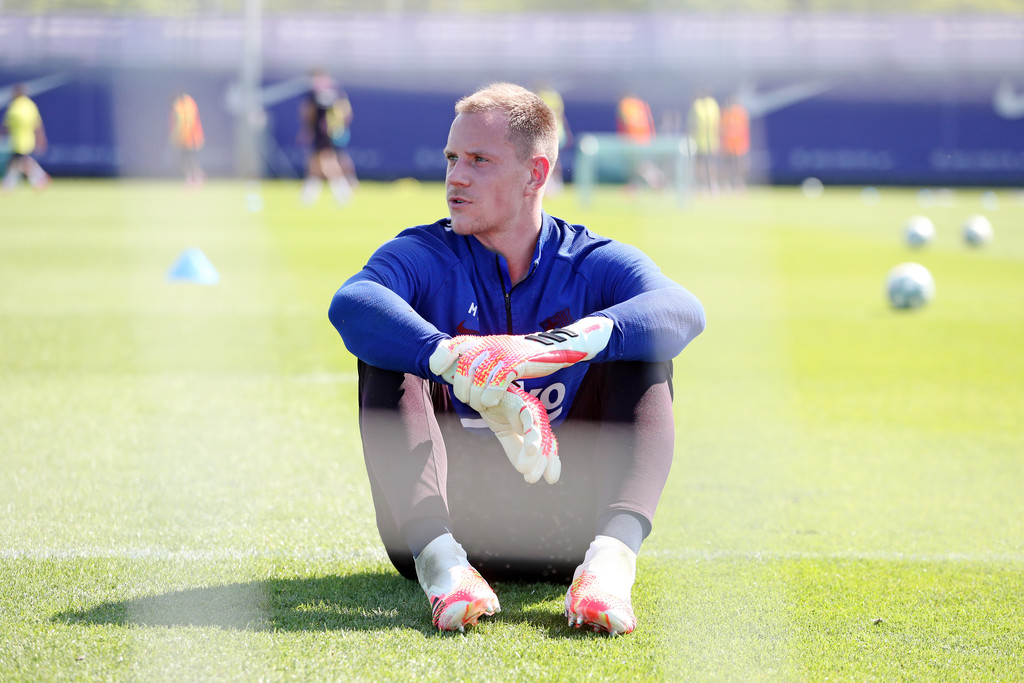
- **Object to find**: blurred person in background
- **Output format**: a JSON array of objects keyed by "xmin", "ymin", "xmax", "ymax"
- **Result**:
[
  {"xmin": 535, "ymin": 81, "xmax": 572, "ymax": 196},
  {"xmin": 299, "ymin": 68, "xmax": 354, "ymax": 206},
  {"xmin": 688, "ymin": 88, "xmax": 720, "ymax": 196},
  {"xmin": 616, "ymin": 91, "xmax": 655, "ymax": 144},
  {"xmin": 616, "ymin": 91, "xmax": 661, "ymax": 190},
  {"xmin": 330, "ymin": 82, "xmax": 705, "ymax": 636},
  {"xmin": 170, "ymin": 92, "xmax": 206, "ymax": 188},
  {"xmin": 1, "ymin": 83, "xmax": 50, "ymax": 192},
  {"xmin": 720, "ymin": 94, "xmax": 750, "ymax": 193},
  {"xmin": 327, "ymin": 81, "xmax": 358, "ymax": 192}
]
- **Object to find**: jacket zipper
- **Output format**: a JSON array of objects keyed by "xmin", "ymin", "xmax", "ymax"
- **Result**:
[
  {"xmin": 496, "ymin": 255, "xmax": 536, "ymax": 334},
  {"xmin": 504, "ymin": 290, "xmax": 512, "ymax": 333},
  {"xmin": 496, "ymin": 256, "xmax": 513, "ymax": 333}
]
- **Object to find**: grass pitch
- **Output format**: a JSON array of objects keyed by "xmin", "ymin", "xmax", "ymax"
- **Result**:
[{"xmin": 1, "ymin": 179, "xmax": 1022, "ymax": 680}]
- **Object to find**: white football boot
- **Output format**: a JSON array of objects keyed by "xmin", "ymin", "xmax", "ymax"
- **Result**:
[
  {"xmin": 414, "ymin": 533, "xmax": 500, "ymax": 632},
  {"xmin": 565, "ymin": 535, "xmax": 638, "ymax": 635}
]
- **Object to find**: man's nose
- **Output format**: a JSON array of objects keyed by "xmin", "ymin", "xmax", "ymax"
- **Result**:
[{"xmin": 447, "ymin": 160, "xmax": 470, "ymax": 186}]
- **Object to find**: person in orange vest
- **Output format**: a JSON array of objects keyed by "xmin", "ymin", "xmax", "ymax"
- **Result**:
[
  {"xmin": 720, "ymin": 95, "xmax": 751, "ymax": 192},
  {"xmin": 616, "ymin": 92, "xmax": 661, "ymax": 189},
  {"xmin": 170, "ymin": 92, "xmax": 206, "ymax": 188},
  {"xmin": 616, "ymin": 92, "xmax": 655, "ymax": 144}
]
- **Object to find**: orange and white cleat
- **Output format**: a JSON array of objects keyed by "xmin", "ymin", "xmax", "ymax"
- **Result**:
[
  {"xmin": 415, "ymin": 533, "xmax": 500, "ymax": 632},
  {"xmin": 565, "ymin": 536, "xmax": 638, "ymax": 636}
]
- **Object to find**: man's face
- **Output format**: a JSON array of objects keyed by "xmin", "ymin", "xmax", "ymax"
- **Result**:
[{"xmin": 444, "ymin": 110, "xmax": 532, "ymax": 242}]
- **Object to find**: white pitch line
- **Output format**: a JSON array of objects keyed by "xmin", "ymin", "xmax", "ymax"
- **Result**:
[
  {"xmin": 0, "ymin": 547, "xmax": 386, "ymax": 562},
  {"xmin": 3, "ymin": 547, "xmax": 1023, "ymax": 563},
  {"xmin": 645, "ymin": 548, "xmax": 1024, "ymax": 563}
]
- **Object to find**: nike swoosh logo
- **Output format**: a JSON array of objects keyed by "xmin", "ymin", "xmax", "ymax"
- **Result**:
[
  {"xmin": 738, "ymin": 80, "xmax": 834, "ymax": 118},
  {"xmin": 456, "ymin": 320, "xmax": 479, "ymax": 335},
  {"xmin": 993, "ymin": 79, "xmax": 1024, "ymax": 119},
  {"xmin": 0, "ymin": 72, "xmax": 71, "ymax": 107}
]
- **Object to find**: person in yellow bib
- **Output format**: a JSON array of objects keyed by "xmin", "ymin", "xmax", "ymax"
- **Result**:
[
  {"xmin": 170, "ymin": 92, "xmax": 206, "ymax": 188},
  {"xmin": 688, "ymin": 89, "xmax": 720, "ymax": 196},
  {"xmin": 536, "ymin": 82, "xmax": 572, "ymax": 196},
  {"xmin": 2, "ymin": 84, "xmax": 51, "ymax": 192}
]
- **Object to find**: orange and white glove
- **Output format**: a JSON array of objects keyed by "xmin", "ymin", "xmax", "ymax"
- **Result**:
[
  {"xmin": 428, "ymin": 334, "xmax": 483, "ymax": 383},
  {"xmin": 429, "ymin": 336, "xmax": 561, "ymax": 484},
  {"xmin": 440, "ymin": 317, "xmax": 613, "ymax": 413},
  {"xmin": 480, "ymin": 384, "xmax": 560, "ymax": 484}
]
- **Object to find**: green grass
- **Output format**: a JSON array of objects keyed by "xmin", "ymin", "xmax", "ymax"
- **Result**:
[{"xmin": 1, "ymin": 179, "xmax": 1022, "ymax": 680}]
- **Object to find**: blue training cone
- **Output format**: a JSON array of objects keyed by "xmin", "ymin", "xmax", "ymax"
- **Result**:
[{"xmin": 167, "ymin": 248, "xmax": 220, "ymax": 285}]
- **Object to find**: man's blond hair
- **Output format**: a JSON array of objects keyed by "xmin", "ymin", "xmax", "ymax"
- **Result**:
[{"xmin": 455, "ymin": 82, "xmax": 559, "ymax": 166}]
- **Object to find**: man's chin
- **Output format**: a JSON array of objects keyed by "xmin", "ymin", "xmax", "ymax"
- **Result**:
[{"xmin": 449, "ymin": 217, "xmax": 474, "ymax": 235}]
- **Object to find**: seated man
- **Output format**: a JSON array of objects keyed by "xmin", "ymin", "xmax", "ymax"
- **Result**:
[{"xmin": 329, "ymin": 82, "xmax": 705, "ymax": 635}]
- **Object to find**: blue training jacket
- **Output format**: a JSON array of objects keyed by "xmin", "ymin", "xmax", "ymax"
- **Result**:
[{"xmin": 329, "ymin": 212, "xmax": 705, "ymax": 428}]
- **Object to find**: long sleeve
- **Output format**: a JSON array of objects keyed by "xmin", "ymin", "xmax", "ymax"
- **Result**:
[
  {"xmin": 570, "ymin": 235, "xmax": 705, "ymax": 363},
  {"xmin": 595, "ymin": 285, "xmax": 705, "ymax": 363},
  {"xmin": 329, "ymin": 278, "xmax": 449, "ymax": 381}
]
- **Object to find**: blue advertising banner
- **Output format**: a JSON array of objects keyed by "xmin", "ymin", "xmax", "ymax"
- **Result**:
[{"xmin": 765, "ymin": 95, "xmax": 1024, "ymax": 186}]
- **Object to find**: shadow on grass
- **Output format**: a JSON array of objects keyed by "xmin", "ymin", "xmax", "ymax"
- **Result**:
[{"xmin": 52, "ymin": 571, "xmax": 572, "ymax": 635}]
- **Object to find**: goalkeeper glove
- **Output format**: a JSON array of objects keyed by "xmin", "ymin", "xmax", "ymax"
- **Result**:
[
  {"xmin": 479, "ymin": 384, "xmax": 561, "ymax": 484},
  {"xmin": 429, "ymin": 336, "xmax": 561, "ymax": 484},
  {"xmin": 444, "ymin": 317, "xmax": 613, "ymax": 413},
  {"xmin": 428, "ymin": 335, "xmax": 483, "ymax": 385}
]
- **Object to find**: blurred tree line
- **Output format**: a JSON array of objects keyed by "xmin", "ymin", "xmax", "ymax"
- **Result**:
[{"xmin": 1, "ymin": 0, "xmax": 1020, "ymax": 14}]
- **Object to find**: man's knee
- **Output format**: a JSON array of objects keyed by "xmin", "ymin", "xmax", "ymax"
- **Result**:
[
  {"xmin": 611, "ymin": 359, "xmax": 673, "ymax": 396},
  {"xmin": 358, "ymin": 360, "xmax": 451, "ymax": 415},
  {"xmin": 568, "ymin": 360, "xmax": 673, "ymax": 423}
]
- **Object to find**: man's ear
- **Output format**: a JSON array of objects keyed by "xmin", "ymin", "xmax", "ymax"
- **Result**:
[{"xmin": 526, "ymin": 156, "xmax": 551, "ymax": 196}]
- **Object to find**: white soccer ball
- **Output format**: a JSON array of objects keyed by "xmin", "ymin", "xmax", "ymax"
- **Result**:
[
  {"xmin": 801, "ymin": 177, "xmax": 824, "ymax": 198},
  {"xmin": 903, "ymin": 215, "xmax": 935, "ymax": 248},
  {"xmin": 886, "ymin": 262, "xmax": 935, "ymax": 310},
  {"xmin": 962, "ymin": 214, "xmax": 993, "ymax": 247}
]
